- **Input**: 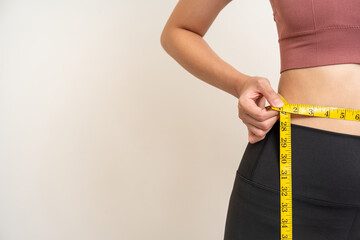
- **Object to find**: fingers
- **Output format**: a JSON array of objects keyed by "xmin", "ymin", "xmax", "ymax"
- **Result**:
[
  {"xmin": 248, "ymin": 130, "xmax": 265, "ymax": 144},
  {"xmin": 244, "ymin": 111, "xmax": 279, "ymax": 131},
  {"xmin": 246, "ymin": 115, "xmax": 279, "ymax": 144},
  {"xmin": 238, "ymin": 96, "xmax": 278, "ymax": 122},
  {"xmin": 257, "ymin": 78, "xmax": 284, "ymax": 108},
  {"xmin": 239, "ymin": 96, "xmax": 279, "ymax": 122},
  {"xmin": 236, "ymin": 76, "xmax": 284, "ymax": 144}
]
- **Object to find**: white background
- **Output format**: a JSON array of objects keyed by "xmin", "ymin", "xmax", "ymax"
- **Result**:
[{"xmin": 0, "ymin": 0, "xmax": 280, "ymax": 239}]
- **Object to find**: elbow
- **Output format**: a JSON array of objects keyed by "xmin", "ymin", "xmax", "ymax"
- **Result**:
[
  {"xmin": 160, "ymin": 23, "xmax": 178, "ymax": 54},
  {"xmin": 160, "ymin": 28, "xmax": 171, "ymax": 53}
]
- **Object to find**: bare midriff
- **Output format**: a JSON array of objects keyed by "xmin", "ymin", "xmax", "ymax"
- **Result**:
[{"xmin": 277, "ymin": 63, "xmax": 360, "ymax": 136}]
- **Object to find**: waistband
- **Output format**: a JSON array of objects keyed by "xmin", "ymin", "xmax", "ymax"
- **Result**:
[{"xmin": 238, "ymin": 119, "xmax": 360, "ymax": 207}]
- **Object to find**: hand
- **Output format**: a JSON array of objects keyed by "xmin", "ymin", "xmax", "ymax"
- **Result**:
[{"xmin": 237, "ymin": 76, "xmax": 284, "ymax": 144}]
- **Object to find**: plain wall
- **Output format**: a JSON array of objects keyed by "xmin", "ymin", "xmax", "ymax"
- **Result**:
[{"xmin": 0, "ymin": 0, "xmax": 280, "ymax": 239}]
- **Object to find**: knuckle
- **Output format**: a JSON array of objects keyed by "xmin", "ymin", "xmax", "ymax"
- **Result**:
[
  {"xmin": 260, "ymin": 120, "xmax": 270, "ymax": 130},
  {"xmin": 238, "ymin": 96, "xmax": 246, "ymax": 108},
  {"xmin": 238, "ymin": 102, "xmax": 243, "ymax": 111},
  {"xmin": 239, "ymin": 101, "xmax": 251, "ymax": 115},
  {"xmin": 260, "ymin": 131, "xmax": 267, "ymax": 138},
  {"xmin": 256, "ymin": 77, "xmax": 269, "ymax": 86},
  {"xmin": 254, "ymin": 128, "xmax": 266, "ymax": 138}
]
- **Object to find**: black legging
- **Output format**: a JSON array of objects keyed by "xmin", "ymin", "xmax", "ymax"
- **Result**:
[{"xmin": 224, "ymin": 119, "xmax": 360, "ymax": 239}]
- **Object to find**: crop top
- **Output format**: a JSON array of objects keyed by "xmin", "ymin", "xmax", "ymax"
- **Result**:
[{"xmin": 269, "ymin": 0, "xmax": 360, "ymax": 74}]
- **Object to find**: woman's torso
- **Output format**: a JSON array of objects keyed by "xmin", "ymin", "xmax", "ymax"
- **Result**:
[{"xmin": 277, "ymin": 63, "xmax": 360, "ymax": 136}]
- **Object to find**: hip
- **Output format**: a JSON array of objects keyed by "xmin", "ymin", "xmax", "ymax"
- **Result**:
[{"xmin": 237, "ymin": 119, "xmax": 360, "ymax": 207}]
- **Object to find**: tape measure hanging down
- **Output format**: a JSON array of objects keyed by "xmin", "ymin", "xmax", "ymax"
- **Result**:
[{"xmin": 265, "ymin": 93, "xmax": 360, "ymax": 240}]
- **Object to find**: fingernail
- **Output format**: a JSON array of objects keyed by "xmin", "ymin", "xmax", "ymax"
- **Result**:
[{"xmin": 274, "ymin": 99, "xmax": 284, "ymax": 108}]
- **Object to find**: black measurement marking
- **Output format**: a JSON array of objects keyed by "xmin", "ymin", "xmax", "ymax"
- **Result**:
[
  {"xmin": 281, "ymin": 234, "xmax": 289, "ymax": 239},
  {"xmin": 281, "ymin": 154, "xmax": 287, "ymax": 164},
  {"xmin": 281, "ymin": 218, "xmax": 289, "ymax": 230},
  {"xmin": 280, "ymin": 138, "xmax": 287, "ymax": 148},
  {"xmin": 281, "ymin": 186, "xmax": 288, "ymax": 196},
  {"xmin": 340, "ymin": 111, "xmax": 345, "ymax": 119},
  {"xmin": 281, "ymin": 202, "xmax": 288, "ymax": 212},
  {"xmin": 280, "ymin": 122, "xmax": 288, "ymax": 131},
  {"xmin": 325, "ymin": 110, "xmax": 329, "ymax": 117}
]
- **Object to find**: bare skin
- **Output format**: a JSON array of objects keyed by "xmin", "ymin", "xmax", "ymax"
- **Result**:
[
  {"xmin": 160, "ymin": 0, "xmax": 360, "ymax": 144},
  {"xmin": 279, "ymin": 64, "xmax": 360, "ymax": 137}
]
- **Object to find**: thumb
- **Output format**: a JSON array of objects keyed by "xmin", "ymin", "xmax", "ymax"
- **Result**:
[{"xmin": 260, "ymin": 80, "xmax": 284, "ymax": 108}]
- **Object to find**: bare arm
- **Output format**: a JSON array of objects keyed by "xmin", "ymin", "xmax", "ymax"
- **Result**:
[
  {"xmin": 160, "ymin": 0, "xmax": 284, "ymax": 144},
  {"xmin": 160, "ymin": 0, "xmax": 250, "ymax": 99}
]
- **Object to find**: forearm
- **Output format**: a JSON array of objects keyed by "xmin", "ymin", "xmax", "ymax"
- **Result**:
[{"xmin": 161, "ymin": 27, "xmax": 250, "ymax": 99}]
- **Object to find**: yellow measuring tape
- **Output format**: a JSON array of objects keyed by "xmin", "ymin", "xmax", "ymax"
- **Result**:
[{"xmin": 265, "ymin": 93, "xmax": 360, "ymax": 240}]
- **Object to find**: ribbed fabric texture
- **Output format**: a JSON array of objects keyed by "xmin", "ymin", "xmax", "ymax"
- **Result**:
[{"xmin": 269, "ymin": 0, "xmax": 360, "ymax": 73}]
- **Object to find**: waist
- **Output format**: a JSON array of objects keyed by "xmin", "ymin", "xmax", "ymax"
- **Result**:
[
  {"xmin": 277, "ymin": 63, "xmax": 360, "ymax": 136},
  {"xmin": 240, "ymin": 120, "xmax": 360, "ymax": 207}
]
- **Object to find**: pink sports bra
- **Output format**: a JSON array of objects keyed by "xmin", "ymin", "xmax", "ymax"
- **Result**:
[{"xmin": 269, "ymin": 0, "xmax": 360, "ymax": 74}]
